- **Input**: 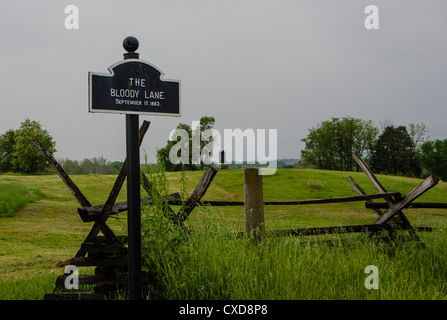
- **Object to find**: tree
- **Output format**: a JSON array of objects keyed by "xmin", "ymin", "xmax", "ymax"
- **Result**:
[
  {"xmin": 59, "ymin": 157, "xmax": 123, "ymax": 174},
  {"xmin": 91, "ymin": 156, "xmax": 113, "ymax": 174},
  {"xmin": 0, "ymin": 129, "xmax": 16, "ymax": 172},
  {"xmin": 157, "ymin": 116, "xmax": 216, "ymax": 171},
  {"xmin": 198, "ymin": 116, "xmax": 216, "ymax": 170},
  {"xmin": 408, "ymin": 123, "xmax": 429, "ymax": 154},
  {"xmin": 58, "ymin": 158, "xmax": 82, "ymax": 174},
  {"xmin": 371, "ymin": 125, "xmax": 421, "ymax": 177},
  {"xmin": 110, "ymin": 161, "xmax": 124, "ymax": 174},
  {"xmin": 0, "ymin": 119, "xmax": 56, "ymax": 173},
  {"xmin": 419, "ymin": 139, "xmax": 447, "ymax": 181},
  {"xmin": 300, "ymin": 117, "xmax": 378, "ymax": 171},
  {"xmin": 157, "ymin": 123, "xmax": 195, "ymax": 172},
  {"xmin": 13, "ymin": 119, "xmax": 57, "ymax": 173}
]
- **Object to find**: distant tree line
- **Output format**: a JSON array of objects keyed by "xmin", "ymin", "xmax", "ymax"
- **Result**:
[
  {"xmin": 3, "ymin": 117, "xmax": 446, "ymax": 182},
  {"xmin": 58, "ymin": 157, "xmax": 123, "ymax": 175},
  {"xmin": 0, "ymin": 118, "xmax": 124, "ymax": 175},
  {"xmin": 300, "ymin": 117, "xmax": 447, "ymax": 181}
]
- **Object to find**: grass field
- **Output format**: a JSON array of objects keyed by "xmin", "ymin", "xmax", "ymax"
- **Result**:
[
  {"xmin": 0, "ymin": 182, "xmax": 45, "ymax": 218},
  {"xmin": 1, "ymin": 168, "xmax": 446, "ymax": 299}
]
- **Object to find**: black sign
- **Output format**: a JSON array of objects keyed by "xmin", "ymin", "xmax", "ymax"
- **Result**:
[{"xmin": 89, "ymin": 59, "xmax": 180, "ymax": 116}]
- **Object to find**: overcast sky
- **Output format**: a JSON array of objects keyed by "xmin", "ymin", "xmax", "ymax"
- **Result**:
[{"xmin": 1, "ymin": 1, "xmax": 446, "ymax": 164}]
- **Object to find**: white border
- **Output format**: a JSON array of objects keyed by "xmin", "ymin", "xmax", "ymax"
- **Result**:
[{"xmin": 88, "ymin": 59, "xmax": 181, "ymax": 117}]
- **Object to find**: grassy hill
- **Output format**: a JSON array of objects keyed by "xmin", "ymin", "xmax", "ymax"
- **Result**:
[
  {"xmin": 0, "ymin": 181, "xmax": 45, "ymax": 217},
  {"xmin": 1, "ymin": 169, "xmax": 446, "ymax": 299}
]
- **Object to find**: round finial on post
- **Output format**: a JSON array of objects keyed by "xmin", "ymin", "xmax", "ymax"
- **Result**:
[
  {"xmin": 123, "ymin": 36, "xmax": 139, "ymax": 52},
  {"xmin": 123, "ymin": 36, "xmax": 139, "ymax": 59}
]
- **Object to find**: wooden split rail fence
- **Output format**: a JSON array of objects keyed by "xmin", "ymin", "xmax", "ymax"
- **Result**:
[
  {"xmin": 33, "ymin": 120, "xmax": 217, "ymax": 300},
  {"xmin": 165, "ymin": 152, "xmax": 440, "ymax": 245},
  {"xmin": 33, "ymin": 123, "xmax": 442, "ymax": 299},
  {"xmin": 238, "ymin": 163, "xmax": 438, "ymax": 243},
  {"xmin": 166, "ymin": 172, "xmax": 433, "ymax": 244}
]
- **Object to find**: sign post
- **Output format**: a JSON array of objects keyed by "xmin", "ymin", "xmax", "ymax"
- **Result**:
[
  {"xmin": 126, "ymin": 110, "xmax": 140, "ymax": 300},
  {"xmin": 89, "ymin": 36, "xmax": 180, "ymax": 300},
  {"xmin": 124, "ymin": 37, "xmax": 142, "ymax": 300}
]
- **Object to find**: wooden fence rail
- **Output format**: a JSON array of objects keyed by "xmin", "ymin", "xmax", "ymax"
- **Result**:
[
  {"xmin": 365, "ymin": 202, "xmax": 447, "ymax": 209},
  {"xmin": 166, "ymin": 192, "xmax": 402, "ymax": 207}
]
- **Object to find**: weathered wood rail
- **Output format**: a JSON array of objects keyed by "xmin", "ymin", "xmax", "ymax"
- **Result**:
[
  {"xmin": 77, "ymin": 193, "xmax": 181, "ymax": 222},
  {"xmin": 164, "ymin": 153, "xmax": 441, "ymax": 245},
  {"xmin": 264, "ymin": 224, "xmax": 433, "ymax": 237},
  {"xmin": 167, "ymin": 192, "xmax": 403, "ymax": 207},
  {"xmin": 365, "ymin": 202, "xmax": 447, "ymax": 209}
]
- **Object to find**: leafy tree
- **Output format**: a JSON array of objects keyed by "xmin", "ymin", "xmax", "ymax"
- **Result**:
[
  {"xmin": 419, "ymin": 139, "xmax": 447, "ymax": 181},
  {"xmin": 0, "ymin": 119, "xmax": 56, "ymax": 173},
  {"xmin": 80, "ymin": 158, "xmax": 94, "ymax": 174},
  {"xmin": 58, "ymin": 158, "xmax": 82, "ymax": 174},
  {"xmin": 157, "ymin": 123, "xmax": 195, "ymax": 172},
  {"xmin": 198, "ymin": 116, "xmax": 216, "ymax": 170},
  {"xmin": 371, "ymin": 125, "xmax": 421, "ymax": 177},
  {"xmin": 91, "ymin": 156, "xmax": 113, "ymax": 174},
  {"xmin": 157, "ymin": 116, "xmax": 216, "ymax": 171},
  {"xmin": 110, "ymin": 161, "xmax": 124, "ymax": 174},
  {"xmin": 300, "ymin": 117, "xmax": 378, "ymax": 171},
  {"xmin": 0, "ymin": 129, "xmax": 16, "ymax": 172},
  {"xmin": 408, "ymin": 123, "xmax": 430, "ymax": 154}
]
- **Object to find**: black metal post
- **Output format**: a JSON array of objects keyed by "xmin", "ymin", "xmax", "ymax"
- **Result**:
[{"xmin": 123, "ymin": 36, "xmax": 141, "ymax": 300}]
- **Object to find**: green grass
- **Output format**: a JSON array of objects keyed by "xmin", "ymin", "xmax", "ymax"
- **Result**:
[
  {"xmin": 1, "ymin": 169, "xmax": 447, "ymax": 300},
  {"xmin": 142, "ymin": 168, "xmax": 447, "ymax": 300},
  {"xmin": 148, "ymin": 220, "xmax": 447, "ymax": 300},
  {"xmin": 0, "ymin": 181, "xmax": 46, "ymax": 217},
  {"xmin": 0, "ymin": 173, "xmax": 126, "ymax": 299},
  {"xmin": 0, "ymin": 274, "xmax": 57, "ymax": 300},
  {"xmin": 174, "ymin": 169, "xmax": 447, "ymax": 231}
]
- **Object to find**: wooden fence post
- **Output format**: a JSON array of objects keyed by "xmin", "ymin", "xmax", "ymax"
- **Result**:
[{"xmin": 244, "ymin": 168, "xmax": 265, "ymax": 244}]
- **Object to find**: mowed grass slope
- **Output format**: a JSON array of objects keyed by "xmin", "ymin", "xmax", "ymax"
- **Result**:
[
  {"xmin": 0, "ymin": 182, "xmax": 45, "ymax": 217},
  {"xmin": 0, "ymin": 173, "xmax": 128, "ymax": 298},
  {"xmin": 0, "ymin": 169, "xmax": 447, "ymax": 299}
]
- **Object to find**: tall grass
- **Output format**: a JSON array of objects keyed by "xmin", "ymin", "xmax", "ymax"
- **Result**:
[
  {"xmin": 140, "ymin": 168, "xmax": 447, "ymax": 300},
  {"xmin": 141, "ymin": 162, "xmax": 188, "ymax": 278},
  {"xmin": 0, "ymin": 182, "xmax": 46, "ymax": 217},
  {"xmin": 144, "ymin": 215, "xmax": 447, "ymax": 300},
  {"xmin": 0, "ymin": 274, "xmax": 56, "ymax": 300}
]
